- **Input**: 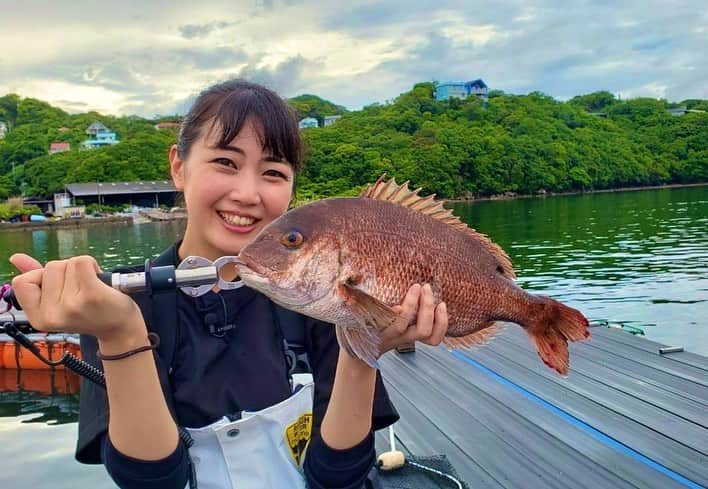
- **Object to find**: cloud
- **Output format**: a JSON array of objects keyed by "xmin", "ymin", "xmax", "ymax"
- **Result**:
[
  {"xmin": 228, "ymin": 55, "xmax": 323, "ymax": 95},
  {"xmin": 178, "ymin": 21, "xmax": 234, "ymax": 39},
  {"xmin": 0, "ymin": 0, "xmax": 706, "ymax": 117}
]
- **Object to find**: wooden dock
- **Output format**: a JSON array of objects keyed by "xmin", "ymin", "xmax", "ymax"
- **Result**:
[{"xmin": 376, "ymin": 325, "xmax": 707, "ymax": 489}]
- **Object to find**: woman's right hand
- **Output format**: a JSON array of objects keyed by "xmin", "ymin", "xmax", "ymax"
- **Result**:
[{"xmin": 9, "ymin": 253, "xmax": 146, "ymax": 344}]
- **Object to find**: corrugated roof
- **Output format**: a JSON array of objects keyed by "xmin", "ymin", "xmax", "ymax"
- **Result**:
[{"xmin": 65, "ymin": 181, "xmax": 176, "ymax": 196}]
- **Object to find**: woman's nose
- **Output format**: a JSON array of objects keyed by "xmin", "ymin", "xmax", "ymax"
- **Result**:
[{"xmin": 229, "ymin": 174, "xmax": 262, "ymax": 205}]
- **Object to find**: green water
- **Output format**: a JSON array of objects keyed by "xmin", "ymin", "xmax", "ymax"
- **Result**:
[{"xmin": 0, "ymin": 186, "xmax": 706, "ymax": 488}]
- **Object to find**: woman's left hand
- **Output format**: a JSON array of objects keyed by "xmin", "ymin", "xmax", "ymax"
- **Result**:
[{"xmin": 379, "ymin": 283, "xmax": 448, "ymax": 354}]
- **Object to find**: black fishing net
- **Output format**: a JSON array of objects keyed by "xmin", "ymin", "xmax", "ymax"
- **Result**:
[{"xmin": 374, "ymin": 455, "xmax": 470, "ymax": 489}]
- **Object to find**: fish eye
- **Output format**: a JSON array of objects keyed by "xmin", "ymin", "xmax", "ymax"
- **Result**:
[{"xmin": 281, "ymin": 231, "xmax": 304, "ymax": 248}]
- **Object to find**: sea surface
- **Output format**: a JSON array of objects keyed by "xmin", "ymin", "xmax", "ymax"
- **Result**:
[{"xmin": 0, "ymin": 185, "xmax": 706, "ymax": 488}]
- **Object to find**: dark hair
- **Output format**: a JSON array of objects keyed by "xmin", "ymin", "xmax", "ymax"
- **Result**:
[{"xmin": 177, "ymin": 79, "xmax": 304, "ymax": 172}]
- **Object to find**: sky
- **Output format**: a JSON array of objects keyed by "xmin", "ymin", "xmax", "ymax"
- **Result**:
[{"xmin": 0, "ymin": 0, "xmax": 706, "ymax": 118}]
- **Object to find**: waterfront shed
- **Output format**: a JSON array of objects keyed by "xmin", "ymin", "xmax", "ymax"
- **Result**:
[{"xmin": 64, "ymin": 180, "xmax": 177, "ymax": 208}]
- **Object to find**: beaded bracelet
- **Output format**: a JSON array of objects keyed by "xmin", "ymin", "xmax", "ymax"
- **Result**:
[{"xmin": 96, "ymin": 332, "xmax": 161, "ymax": 361}]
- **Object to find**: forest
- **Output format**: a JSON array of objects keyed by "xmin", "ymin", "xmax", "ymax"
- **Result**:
[{"xmin": 0, "ymin": 84, "xmax": 705, "ymax": 202}]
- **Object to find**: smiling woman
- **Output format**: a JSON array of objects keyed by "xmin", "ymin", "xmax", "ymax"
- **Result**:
[
  {"xmin": 168, "ymin": 81, "xmax": 303, "ymax": 269},
  {"xmin": 7, "ymin": 78, "xmax": 446, "ymax": 489}
]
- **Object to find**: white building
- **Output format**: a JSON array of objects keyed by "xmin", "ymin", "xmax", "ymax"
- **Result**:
[
  {"xmin": 323, "ymin": 115, "xmax": 342, "ymax": 127},
  {"xmin": 0, "ymin": 121, "xmax": 7, "ymax": 139},
  {"xmin": 81, "ymin": 122, "xmax": 120, "ymax": 149},
  {"xmin": 298, "ymin": 117, "xmax": 318, "ymax": 129}
]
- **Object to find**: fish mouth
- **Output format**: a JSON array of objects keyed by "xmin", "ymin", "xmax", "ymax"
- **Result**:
[
  {"xmin": 234, "ymin": 255, "xmax": 267, "ymax": 276},
  {"xmin": 234, "ymin": 255, "xmax": 326, "ymax": 308}
]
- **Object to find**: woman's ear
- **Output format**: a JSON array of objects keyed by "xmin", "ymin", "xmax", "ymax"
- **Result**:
[{"xmin": 169, "ymin": 145, "xmax": 185, "ymax": 191}]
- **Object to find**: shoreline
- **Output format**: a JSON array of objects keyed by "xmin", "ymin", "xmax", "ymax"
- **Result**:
[
  {"xmin": 0, "ymin": 210, "xmax": 188, "ymax": 232},
  {"xmin": 1, "ymin": 182, "xmax": 705, "ymax": 231},
  {"xmin": 446, "ymin": 181, "xmax": 708, "ymax": 203},
  {"xmin": 0, "ymin": 215, "xmax": 133, "ymax": 232}
]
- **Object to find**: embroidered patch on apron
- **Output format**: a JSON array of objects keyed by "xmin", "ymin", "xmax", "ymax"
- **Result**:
[{"xmin": 284, "ymin": 412, "xmax": 313, "ymax": 466}]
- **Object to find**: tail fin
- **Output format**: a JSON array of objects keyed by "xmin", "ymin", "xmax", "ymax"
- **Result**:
[{"xmin": 526, "ymin": 297, "xmax": 590, "ymax": 376}]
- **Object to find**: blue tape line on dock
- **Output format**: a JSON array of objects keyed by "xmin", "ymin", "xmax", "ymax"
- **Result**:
[{"xmin": 450, "ymin": 350, "xmax": 703, "ymax": 489}]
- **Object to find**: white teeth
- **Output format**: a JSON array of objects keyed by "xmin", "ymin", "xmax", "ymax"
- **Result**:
[{"xmin": 220, "ymin": 212, "xmax": 255, "ymax": 227}]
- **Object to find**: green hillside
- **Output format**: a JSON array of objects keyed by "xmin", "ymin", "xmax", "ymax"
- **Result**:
[{"xmin": 0, "ymin": 85, "xmax": 705, "ymax": 201}]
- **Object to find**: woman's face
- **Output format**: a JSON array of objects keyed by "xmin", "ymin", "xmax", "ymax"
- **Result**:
[{"xmin": 170, "ymin": 119, "xmax": 294, "ymax": 260}]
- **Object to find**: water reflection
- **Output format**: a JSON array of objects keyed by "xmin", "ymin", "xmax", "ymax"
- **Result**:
[
  {"xmin": 56, "ymin": 227, "xmax": 89, "ymax": 259},
  {"xmin": 0, "ymin": 368, "xmax": 80, "ymax": 425},
  {"xmin": 0, "ymin": 220, "xmax": 184, "ymax": 283},
  {"xmin": 451, "ymin": 186, "xmax": 708, "ymax": 352}
]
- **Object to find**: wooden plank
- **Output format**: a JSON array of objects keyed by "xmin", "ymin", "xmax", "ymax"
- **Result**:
[
  {"xmin": 499, "ymin": 327, "xmax": 708, "ymax": 403},
  {"xmin": 382, "ymin": 352, "xmax": 642, "ymax": 489},
  {"xmin": 457, "ymin": 345, "xmax": 708, "ymax": 485},
  {"xmin": 589, "ymin": 327, "xmax": 708, "ymax": 371},
  {"xmin": 493, "ymin": 335, "xmax": 708, "ymax": 429}
]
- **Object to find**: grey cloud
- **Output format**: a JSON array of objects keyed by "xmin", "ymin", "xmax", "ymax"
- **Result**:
[
  {"xmin": 174, "ymin": 47, "xmax": 248, "ymax": 70},
  {"xmin": 341, "ymin": 0, "xmax": 708, "ymax": 105},
  {"xmin": 321, "ymin": 0, "xmax": 528, "ymax": 36},
  {"xmin": 229, "ymin": 55, "xmax": 322, "ymax": 95},
  {"xmin": 2, "ymin": 0, "xmax": 707, "ymax": 118},
  {"xmin": 178, "ymin": 21, "xmax": 234, "ymax": 39},
  {"xmin": 5, "ymin": 45, "xmax": 248, "ymax": 94}
]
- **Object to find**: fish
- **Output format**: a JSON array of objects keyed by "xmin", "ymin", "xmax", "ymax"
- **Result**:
[{"xmin": 236, "ymin": 175, "xmax": 590, "ymax": 374}]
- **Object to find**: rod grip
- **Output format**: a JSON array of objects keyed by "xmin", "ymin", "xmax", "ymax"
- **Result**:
[
  {"xmin": 3, "ymin": 272, "xmax": 114, "ymax": 311},
  {"xmin": 97, "ymin": 271, "xmax": 114, "ymax": 287},
  {"xmin": 2, "ymin": 287, "xmax": 22, "ymax": 310}
]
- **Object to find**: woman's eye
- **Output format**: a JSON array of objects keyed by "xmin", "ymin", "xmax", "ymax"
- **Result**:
[
  {"xmin": 264, "ymin": 169, "xmax": 287, "ymax": 179},
  {"xmin": 212, "ymin": 158, "xmax": 236, "ymax": 168}
]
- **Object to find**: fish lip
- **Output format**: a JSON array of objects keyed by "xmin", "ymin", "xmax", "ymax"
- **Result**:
[
  {"xmin": 235, "ymin": 254, "xmax": 268, "ymax": 276},
  {"xmin": 236, "ymin": 256, "xmax": 328, "ymax": 308}
]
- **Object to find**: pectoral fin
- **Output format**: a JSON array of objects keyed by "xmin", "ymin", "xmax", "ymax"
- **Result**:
[
  {"xmin": 336, "ymin": 324, "xmax": 381, "ymax": 369},
  {"xmin": 338, "ymin": 281, "xmax": 403, "ymax": 331}
]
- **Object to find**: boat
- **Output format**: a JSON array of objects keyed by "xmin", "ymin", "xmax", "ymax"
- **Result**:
[{"xmin": 0, "ymin": 333, "xmax": 81, "ymax": 369}]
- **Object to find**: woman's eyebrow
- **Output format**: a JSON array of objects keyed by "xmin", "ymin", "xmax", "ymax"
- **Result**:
[
  {"xmin": 262, "ymin": 155, "xmax": 286, "ymax": 163},
  {"xmin": 210, "ymin": 143, "xmax": 285, "ymax": 163},
  {"xmin": 211, "ymin": 143, "xmax": 244, "ymax": 155}
]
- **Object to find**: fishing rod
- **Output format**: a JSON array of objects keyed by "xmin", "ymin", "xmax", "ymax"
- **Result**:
[
  {"xmin": 2, "ymin": 255, "xmax": 245, "ymax": 311},
  {"xmin": 0, "ymin": 254, "xmax": 245, "ymax": 388},
  {"xmin": 1, "ymin": 254, "xmax": 248, "ymax": 392}
]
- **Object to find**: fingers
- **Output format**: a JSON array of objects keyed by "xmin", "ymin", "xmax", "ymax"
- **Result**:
[
  {"xmin": 10, "ymin": 269, "xmax": 45, "ymax": 320},
  {"xmin": 9, "ymin": 253, "xmax": 43, "ymax": 273},
  {"xmin": 427, "ymin": 302, "xmax": 448, "ymax": 346},
  {"xmin": 415, "ymin": 284, "xmax": 435, "ymax": 338},
  {"xmin": 68, "ymin": 256, "xmax": 103, "ymax": 298},
  {"xmin": 39, "ymin": 260, "xmax": 68, "ymax": 324},
  {"xmin": 384, "ymin": 283, "xmax": 449, "ymax": 350},
  {"xmin": 395, "ymin": 283, "xmax": 421, "ymax": 328}
]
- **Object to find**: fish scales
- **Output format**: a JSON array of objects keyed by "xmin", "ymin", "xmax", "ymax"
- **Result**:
[
  {"xmin": 321, "ymin": 197, "xmax": 526, "ymax": 336},
  {"xmin": 237, "ymin": 177, "xmax": 590, "ymax": 374}
]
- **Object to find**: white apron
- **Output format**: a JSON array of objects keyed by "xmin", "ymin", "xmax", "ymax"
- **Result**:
[{"xmin": 185, "ymin": 375, "xmax": 314, "ymax": 489}]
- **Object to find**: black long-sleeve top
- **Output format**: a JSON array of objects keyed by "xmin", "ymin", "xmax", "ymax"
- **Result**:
[{"xmin": 75, "ymin": 244, "xmax": 398, "ymax": 489}]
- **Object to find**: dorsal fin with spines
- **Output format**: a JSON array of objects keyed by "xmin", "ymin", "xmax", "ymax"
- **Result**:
[{"xmin": 360, "ymin": 174, "xmax": 516, "ymax": 279}]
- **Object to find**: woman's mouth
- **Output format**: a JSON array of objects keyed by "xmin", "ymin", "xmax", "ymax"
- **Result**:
[{"xmin": 217, "ymin": 211, "xmax": 259, "ymax": 233}]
